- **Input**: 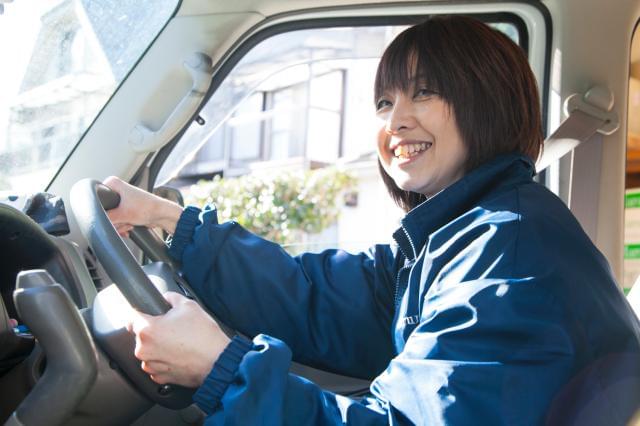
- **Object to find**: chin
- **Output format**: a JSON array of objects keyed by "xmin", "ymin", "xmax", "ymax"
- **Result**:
[
  {"xmin": 395, "ymin": 180, "xmax": 426, "ymax": 195},
  {"xmin": 390, "ymin": 172, "xmax": 435, "ymax": 195}
]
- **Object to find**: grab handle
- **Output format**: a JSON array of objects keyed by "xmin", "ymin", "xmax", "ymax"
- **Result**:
[{"xmin": 128, "ymin": 52, "xmax": 213, "ymax": 153}]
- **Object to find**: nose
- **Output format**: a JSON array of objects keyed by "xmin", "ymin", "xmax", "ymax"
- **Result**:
[{"xmin": 385, "ymin": 95, "xmax": 416, "ymax": 135}]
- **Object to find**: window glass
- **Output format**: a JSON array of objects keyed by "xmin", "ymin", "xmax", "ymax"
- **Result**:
[
  {"xmin": 624, "ymin": 26, "xmax": 640, "ymax": 292},
  {"xmin": 0, "ymin": 0, "xmax": 179, "ymax": 194},
  {"xmin": 230, "ymin": 92, "xmax": 263, "ymax": 162},
  {"xmin": 158, "ymin": 21, "xmax": 523, "ymax": 254}
]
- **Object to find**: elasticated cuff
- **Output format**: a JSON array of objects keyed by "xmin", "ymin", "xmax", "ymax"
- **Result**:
[
  {"xmin": 193, "ymin": 335, "xmax": 254, "ymax": 414},
  {"xmin": 168, "ymin": 206, "xmax": 202, "ymax": 261}
]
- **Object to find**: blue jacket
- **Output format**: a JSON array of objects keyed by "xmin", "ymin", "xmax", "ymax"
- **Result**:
[{"xmin": 168, "ymin": 154, "xmax": 640, "ymax": 425}]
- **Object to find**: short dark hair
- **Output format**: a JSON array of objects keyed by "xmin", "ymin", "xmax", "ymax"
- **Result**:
[{"xmin": 374, "ymin": 15, "xmax": 543, "ymax": 211}]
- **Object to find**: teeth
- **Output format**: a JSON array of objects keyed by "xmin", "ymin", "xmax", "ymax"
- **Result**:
[{"xmin": 393, "ymin": 142, "xmax": 431, "ymax": 158}]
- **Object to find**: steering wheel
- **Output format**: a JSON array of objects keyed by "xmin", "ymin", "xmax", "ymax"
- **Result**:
[
  {"xmin": 68, "ymin": 178, "xmax": 368, "ymax": 413},
  {"xmin": 69, "ymin": 178, "xmax": 199, "ymax": 409}
]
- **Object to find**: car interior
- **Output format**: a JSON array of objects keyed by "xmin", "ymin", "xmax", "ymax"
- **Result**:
[{"xmin": 0, "ymin": 0, "xmax": 639, "ymax": 424}]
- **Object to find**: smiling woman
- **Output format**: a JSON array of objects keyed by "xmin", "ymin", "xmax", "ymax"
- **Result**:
[
  {"xmin": 375, "ymin": 16, "xmax": 542, "ymax": 209},
  {"xmin": 104, "ymin": 15, "xmax": 640, "ymax": 425},
  {"xmin": 1, "ymin": 0, "xmax": 639, "ymax": 425}
]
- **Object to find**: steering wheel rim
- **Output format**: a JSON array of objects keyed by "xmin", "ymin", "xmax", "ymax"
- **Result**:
[
  {"xmin": 70, "ymin": 179, "xmax": 171, "ymax": 316},
  {"xmin": 70, "ymin": 178, "xmax": 203, "ymax": 410}
]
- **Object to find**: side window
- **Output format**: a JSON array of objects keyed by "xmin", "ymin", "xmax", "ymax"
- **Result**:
[
  {"xmin": 157, "ymin": 21, "xmax": 523, "ymax": 254},
  {"xmin": 624, "ymin": 25, "xmax": 640, "ymax": 292}
]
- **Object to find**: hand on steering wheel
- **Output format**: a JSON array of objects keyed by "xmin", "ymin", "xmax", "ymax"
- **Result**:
[
  {"xmin": 102, "ymin": 176, "xmax": 182, "ymax": 237},
  {"xmin": 128, "ymin": 291, "xmax": 230, "ymax": 388},
  {"xmin": 70, "ymin": 178, "xmax": 229, "ymax": 408}
]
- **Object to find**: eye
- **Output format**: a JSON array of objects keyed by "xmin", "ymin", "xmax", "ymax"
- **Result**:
[
  {"xmin": 376, "ymin": 98, "xmax": 392, "ymax": 111},
  {"xmin": 413, "ymin": 88, "xmax": 436, "ymax": 100}
]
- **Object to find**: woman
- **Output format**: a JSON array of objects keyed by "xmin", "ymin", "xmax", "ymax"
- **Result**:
[{"xmin": 106, "ymin": 16, "xmax": 640, "ymax": 425}]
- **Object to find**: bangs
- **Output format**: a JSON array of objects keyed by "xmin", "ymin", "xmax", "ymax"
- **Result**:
[{"xmin": 374, "ymin": 24, "xmax": 445, "ymax": 104}]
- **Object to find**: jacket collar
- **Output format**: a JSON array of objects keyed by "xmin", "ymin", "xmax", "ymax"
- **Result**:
[{"xmin": 392, "ymin": 153, "xmax": 535, "ymax": 260}]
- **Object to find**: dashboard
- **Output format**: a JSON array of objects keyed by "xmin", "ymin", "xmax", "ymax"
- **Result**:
[
  {"xmin": 0, "ymin": 191, "xmax": 170, "ymax": 425},
  {"xmin": 0, "ymin": 193, "xmax": 98, "ymax": 375}
]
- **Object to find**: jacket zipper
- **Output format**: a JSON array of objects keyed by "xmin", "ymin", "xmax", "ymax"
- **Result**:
[
  {"xmin": 394, "ymin": 263, "xmax": 412, "ymax": 309},
  {"xmin": 402, "ymin": 225, "xmax": 417, "ymax": 259},
  {"xmin": 394, "ymin": 225, "xmax": 417, "ymax": 309}
]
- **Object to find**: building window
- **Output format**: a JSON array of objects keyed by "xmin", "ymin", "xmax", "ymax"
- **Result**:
[
  {"xmin": 208, "ymin": 68, "xmax": 346, "ymax": 175},
  {"xmin": 228, "ymin": 92, "xmax": 264, "ymax": 163}
]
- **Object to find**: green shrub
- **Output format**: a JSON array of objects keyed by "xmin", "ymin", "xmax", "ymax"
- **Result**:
[{"xmin": 186, "ymin": 167, "xmax": 356, "ymax": 246}]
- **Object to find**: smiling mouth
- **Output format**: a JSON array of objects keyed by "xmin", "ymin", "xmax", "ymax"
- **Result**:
[{"xmin": 393, "ymin": 142, "xmax": 432, "ymax": 159}]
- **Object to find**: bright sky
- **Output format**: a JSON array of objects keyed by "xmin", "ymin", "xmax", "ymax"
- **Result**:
[{"xmin": 0, "ymin": 0, "xmax": 62, "ymax": 149}]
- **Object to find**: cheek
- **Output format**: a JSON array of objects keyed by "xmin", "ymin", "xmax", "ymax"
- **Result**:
[
  {"xmin": 448, "ymin": 144, "xmax": 468, "ymax": 177},
  {"xmin": 436, "ymin": 115, "xmax": 466, "ymax": 169},
  {"xmin": 376, "ymin": 129, "xmax": 391, "ymax": 158},
  {"xmin": 376, "ymin": 146, "xmax": 389, "ymax": 171}
]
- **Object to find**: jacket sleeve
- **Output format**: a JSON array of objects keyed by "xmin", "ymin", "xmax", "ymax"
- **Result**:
[
  {"xmin": 195, "ymin": 279, "xmax": 575, "ymax": 426},
  {"xmin": 195, "ymin": 334, "xmax": 397, "ymax": 426},
  {"xmin": 168, "ymin": 205, "xmax": 398, "ymax": 379}
]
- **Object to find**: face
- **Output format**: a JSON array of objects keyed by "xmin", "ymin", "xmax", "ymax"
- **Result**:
[{"xmin": 375, "ymin": 84, "xmax": 467, "ymax": 198}]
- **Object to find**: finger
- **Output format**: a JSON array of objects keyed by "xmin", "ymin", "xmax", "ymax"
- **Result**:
[
  {"xmin": 129, "ymin": 311, "xmax": 153, "ymax": 336},
  {"xmin": 163, "ymin": 291, "xmax": 188, "ymax": 307},
  {"xmin": 141, "ymin": 360, "xmax": 153, "ymax": 374},
  {"xmin": 149, "ymin": 374, "xmax": 170, "ymax": 385},
  {"xmin": 133, "ymin": 336, "xmax": 147, "ymax": 361},
  {"xmin": 115, "ymin": 223, "xmax": 133, "ymax": 232},
  {"xmin": 133, "ymin": 334, "xmax": 161, "ymax": 362},
  {"xmin": 107, "ymin": 208, "xmax": 128, "ymax": 229},
  {"xmin": 106, "ymin": 209, "xmax": 122, "ymax": 224},
  {"xmin": 103, "ymin": 176, "xmax": 124, "ymax": 192},
  {"xmin": 115, "ymin": 224, "xmax": 133, "ymax": 238},
  {"xmin": 141, "ymin": 360, "xmax": 170, "ymax": 375}
]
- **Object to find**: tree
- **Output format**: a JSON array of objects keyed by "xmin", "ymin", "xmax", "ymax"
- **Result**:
[{"xmin": 187, "ymin": 167, "xmax": 356, "ymax": 247}]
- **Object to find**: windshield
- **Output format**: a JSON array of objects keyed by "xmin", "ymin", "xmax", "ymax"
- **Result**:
[{"xmin": 0, "ymin": 0, "xmax": 179, "ymax": 194}]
